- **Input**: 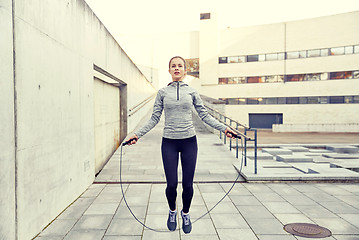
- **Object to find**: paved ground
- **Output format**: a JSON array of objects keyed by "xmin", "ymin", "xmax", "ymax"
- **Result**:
[{"xmin": 34, "ymin": 115, "xmax": 359, "ymax": 239}]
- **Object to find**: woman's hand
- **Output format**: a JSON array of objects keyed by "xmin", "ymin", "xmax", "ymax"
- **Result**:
[
  {"xmin": 125, "ymin": 134, "xmax": 139, "ymax": 146},
  {"xmin": 224, "ymin": 128, "xmax": 239, "ymax": 139}
]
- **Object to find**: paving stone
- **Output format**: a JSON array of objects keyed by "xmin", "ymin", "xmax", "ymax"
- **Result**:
[
  {"xmin": 280, "ymin": 146, "xmax": 309, "ymax": 152},
  {"xmin": 217, "ymin": 229, "xmax": 258, "ymax": 240},
  {"xmin": 63, "ymin": 229, "xmax": 106, "ymax": 240},
  {"xmin": 276, "ymin": 155, "xmax": 313, "ymax": 162},
  {"xmin": 326, "ymin": 145, "xmax": 359, "ymax": 153},
  {"xmin": 262, "ymin": 148, "xmax": 292, "ymax": 156},
  {"xmin": 323, "ymin": 153, "xmax": 359, "ymax": 159}
]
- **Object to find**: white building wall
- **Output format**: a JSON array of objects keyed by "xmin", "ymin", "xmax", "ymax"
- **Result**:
[
  {"xmin": 1, "ymin": 0, "xmax": 156, "ymax": 239},
  {"xmin": 198, "ymin": 11, "xmax": 359, "ymax": 131},
  {"xmin": 0, "ymin": 1, "xmax": 16, "ymax": 239}
]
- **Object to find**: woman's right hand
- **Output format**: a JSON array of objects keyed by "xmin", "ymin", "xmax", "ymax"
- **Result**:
[{"xmin": 125, "ymin": 134, "xmax": 138, "ymax": 146}]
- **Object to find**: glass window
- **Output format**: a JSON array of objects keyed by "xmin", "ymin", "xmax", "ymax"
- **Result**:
[
  {"xmin": 266, "ymin": 53, "xmax": 278, "ymax": 61},
  {"xmin": 257, "ymin": 98, "xmax": 264, "ymax": 104},
  {"xmin": 330, "ymin": 71, "xmax": 353, "ymax": 80},
  {"xmin": 247, "ymin": 55, "xmax": 259, "ymax": 62},
  {"xmin": 219, "ymin": 57, "xmax": 228, "ymax": 64},
  {"xmin": 278, "ymin": 98, "xmax": 286, "ymax": 104},
  {"xmin": 219, "ymin": 78, "xmax": 228, "ymax": 84},
  {"xmin": 320, "ymin": 49, "xmax": 329, "ymax": 56},
  {"xmin": 258, "ymin": 54, "xmax": 265, "ymax": 61},
  {"xmin": 219, "ymin": 98, "xmax": 228, "ymax": 104},
  {"xmin": 319, "ymin": 96, "xmax": 328, "ymax": 104},
  {"xmin": 234, "ymin": 77, "xmax": 246, "ymax": 84},
  {"xmin": 247, "ymin": 76, "xmax": 264, "ymax": 83},
  {"xmin": 320, "ymin": 72, "xmax": 328, "ymax": 80},
  {"xmin": 354, "ymin": 45, "xmax": 359, "ymax": 54},
  {"xmin": 307, "ymin": 97, "xmax": 320, "ymax": 104},
  {"xmin": 287, "ymin": 51, "xmax": 299, "ymax": 59},
  {"xmin": 278, "ymin": 53, "xmax": 285, "ymax": 60},
  {"xmin": 305, "ymin": 73, "xmax": 321, "ymax": 81},
  {"xmin": 353, "ymin": 71, "xmax": 359, "ymax": 79},
  {"xmin": 329, "ymin": 96, "xmax": 345, "ymax": 104},
  {"xmin": 228, "ymin": 56, "xmax": 239, "ymax": 63},
  {"xmin": 265, "ymin": 98, "xmax": 277, "ymax": 104},
  {"xmin": 287, "ymin": 97, "xmax": 299, "ymax": 104},
  {"xmin": 247, "ymin": 98, "xmax": 259, "ymax": 104},
  {"xmin": 345, "ymin": 96, "xmax": 353, "ymax": 103},
  {"xmin": 238, "ymin": 56, "xmax": 246, "ymax": 63},
  {"xmin": 228, "ymin": 98, "xmax": 239, "ymax": 104},
  {"xmin": 299, "ymin": 51, "xmax": 306, "ymax": 58},
  {"xmin": 299, "ymin": 97, "xmax": 308, "ymax": 104},
  {"xmin": 345, "ymin": 46, "xmax": 353, "ymax": 54},
  {"xmin": 330, "ymin": 47, "xmax": 345, "ymax": 55},
  {"xmin": 354, "ymin": 96, "xmax": 359, "ymax": 103},
  {"xmin": 307, "ymin": 49, "xmax": 320, "ymax": 57},
  {"xmin": 238, "ymin": 98, "xmax": 246, "ymax": 104},
  {"xmin": 286, "ymin": 74, "xmax": 305, "ymax": 82},
  {"xmin": 227, "ymin": 77, "xmax": 237, "ymax": 84}
]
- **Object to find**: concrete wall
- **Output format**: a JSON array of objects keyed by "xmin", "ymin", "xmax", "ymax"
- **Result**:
[
  {"xmin": 1, "ymin": 0, "xmax": 155, "ymax": 239},
  {"xmin": 0, "ymin": 1, "xmax": 16, "ymax": 239}
]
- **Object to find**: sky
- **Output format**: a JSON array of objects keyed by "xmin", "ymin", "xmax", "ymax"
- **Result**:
[
  {"xmin": 84, "ymin": 0, "xmax": 359, "ymax": 86},
  {"xmin": 85, "ymin": 0, "xmax": 359, "ymax": 34}
]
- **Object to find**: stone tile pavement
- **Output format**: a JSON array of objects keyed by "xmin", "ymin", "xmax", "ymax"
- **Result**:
[{"xmin": 34, "ymin": 115, "xmax": 359, "ymax": 239}]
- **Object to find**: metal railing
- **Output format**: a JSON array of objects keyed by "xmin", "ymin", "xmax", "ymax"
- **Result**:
[
  {"xmin": 128, "ymin": 94, "xmax": 156, "ymax": 117},
  {"xmin": 205, "ymin": 105, "xmax": 258, "ymax": 174}
]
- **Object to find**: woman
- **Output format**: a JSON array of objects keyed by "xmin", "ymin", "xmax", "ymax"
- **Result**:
[{"xmin": 125, "ymin": 56, "xmax": 236, "ymax": 234}]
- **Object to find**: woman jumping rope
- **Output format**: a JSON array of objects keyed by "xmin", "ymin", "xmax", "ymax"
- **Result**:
[{"xmin": 125, "ymin": 56, "xmax": 237, "ymax": 234}]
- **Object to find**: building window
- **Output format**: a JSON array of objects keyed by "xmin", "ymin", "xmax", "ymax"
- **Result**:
[
  {"xmin": 286, "ymin": 74, "xmax": 305, "ymax": 82},
  {"xmin": 265, "ymin": 53, "xmax": 278, "ymax": 61},
  {"xmin": 319, "ymin": 96, "xmax": 328, "ymax": 104},
  {"xmin": 353, "ymin": 71, "xmax": 359, "ymax": 79},
  {"xmin": 219, "ymin": 57, "xmax": 228, "ymax": 64},
  {"xmin": 247, "ymin": 55, "xmax": 259, "ymax": 62},
  {"xmin": 287, "ymin": 51, "xmax": 299, "ymax": 59},
  {"xmin": 265, "ymin": 75, "xmax": 284, "ymax": 83},
  {"xmin": 219, "ymin": 78, "xmax": 228, "ymax": 84},
  {"xmin": 329, "ymin": 71, "xmax": 353, "ymax": 80},
  {"xmin": 258, "ymin": 54, "xmax": 265, "ymax": 61},
  {"xmin": 305, "ymin": 73, "xmax": 321, "ymax": 81},
  {"xmin": 227, "ymin": 77, "xmax": 237, "ymax": 84},
  {"xmin": 228, "ymin": 56, "xmax": 239, "ymax": 63},
  {"xmin": 320, "ymin": 49, "xmax": 329, "ymax": 56},
  {"xmin": 247, "ymin": 76, "xmax": 264, "ymax": 83},
  {"xmin": 329, "ymin": 96, "xmax": 345, "ymax": 104},
  {"xmin": 278, "ymin": 53, "xmax": 285, "ymax": 60},
  {"xmin": 345, "ymin": 46, "xmax": 354, "ymax": 54},
  {"xmin": 354, "ymin": 45, "xmax": 359, "ymax": 54},
  {"xmin": 286, "ymin": 97, "xmax": 299, "ymax": 104},
  {"xmin": 299, "ymin": 51, "xmax": 306, "ymax": 58},
  {"xmin": 330, "ymin": 47, "xmax": 345, "ymax": 55},
  {"xmin": 307, "ymin": 49, "xmax": 321, "ymax": 57},
  {"xmin": 200, "ymin": 13, "xmax": 211, "ymax": 20},
  {"xmin": 247, "ymin": 98, "xmax": 259, "ymax": 104}
]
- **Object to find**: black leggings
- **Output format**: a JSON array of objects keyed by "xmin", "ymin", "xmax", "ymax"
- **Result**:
[{"xmin": 161, "ymin": 136, "xmax": 198, "ymax": 213}]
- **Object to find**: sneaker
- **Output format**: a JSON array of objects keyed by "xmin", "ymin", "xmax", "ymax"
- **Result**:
[
  {"xmin": 181, "ymin": 210, "xmax": 192, "ymax": 234},
  {"xmin": 167, "ymin": 210, "xmax": 177, "ymax": 231}
]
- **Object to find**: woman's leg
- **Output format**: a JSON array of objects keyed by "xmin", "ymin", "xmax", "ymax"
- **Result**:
[
  {"xmin": 161, "ymin": 137, "xmax": 179, "ymax": 211},
  {"xmin": 180, "ymin": 136, "xmax": 198, "ymax": 213}
]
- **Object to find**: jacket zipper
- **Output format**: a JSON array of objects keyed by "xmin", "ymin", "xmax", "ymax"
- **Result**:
[{"xmin": 177, "ymin": 81, "xmax": 179, "ymax": 101}]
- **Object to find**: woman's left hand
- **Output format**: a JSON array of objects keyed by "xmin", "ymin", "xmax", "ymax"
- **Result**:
[{"xmin": 224, "ymin": 128, "xmax": 238, "ymax": 139}]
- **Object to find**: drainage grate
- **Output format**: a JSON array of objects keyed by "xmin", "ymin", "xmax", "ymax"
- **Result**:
[{"xmin": 284, "ymin": 223, "xmax": 332, "ymax": 238}]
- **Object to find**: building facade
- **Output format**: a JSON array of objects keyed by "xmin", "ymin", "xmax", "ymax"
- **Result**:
[{"xmin": 193, "ymin": 11, "xmax": 359, "ymax": 131}]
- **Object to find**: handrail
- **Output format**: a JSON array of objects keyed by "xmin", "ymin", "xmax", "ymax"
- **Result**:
[
  {"xmin": 204, "ymin": 104, "xmax": 258, "ymax": 174},
  {"xmin": 205, "ymin": 105, "xmax": 250, "ymax": 129},
  {"xmin": 128, "ymin": 94, "xmax": 156, "ymax": 117}
]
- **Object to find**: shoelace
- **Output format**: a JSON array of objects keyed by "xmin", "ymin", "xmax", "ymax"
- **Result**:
[
  {"xmin": 169, "ymin": 212, "xmax": 176, "ymax": 222},
  {"xmin": 182, "ymin": 214, "xmax": 190, "ymax": 225}
]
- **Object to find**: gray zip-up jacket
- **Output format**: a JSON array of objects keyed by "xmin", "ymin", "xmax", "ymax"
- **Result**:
[{"xmin": 134, "ymin": 81, "xmax": 227, "ymax": 139}]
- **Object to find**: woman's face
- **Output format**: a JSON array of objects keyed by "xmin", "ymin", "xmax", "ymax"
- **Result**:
[{"xmin": 169, "ymin": 58, "xmax": 186, "ymax": 81}]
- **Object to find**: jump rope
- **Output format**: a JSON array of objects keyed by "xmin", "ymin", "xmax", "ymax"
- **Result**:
[{"xmin": 120, "ymin": 132, "xmax": 245, "ymax": 232}]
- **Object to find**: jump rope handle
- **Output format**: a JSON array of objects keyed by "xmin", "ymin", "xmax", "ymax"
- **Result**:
[
  {"xmin": 122, "ymin": 138, "xmax": 138, "ymax": 146},
  {"xmin": 228, "ymin": 132, "xmax": 241, "ymax": 139}
]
